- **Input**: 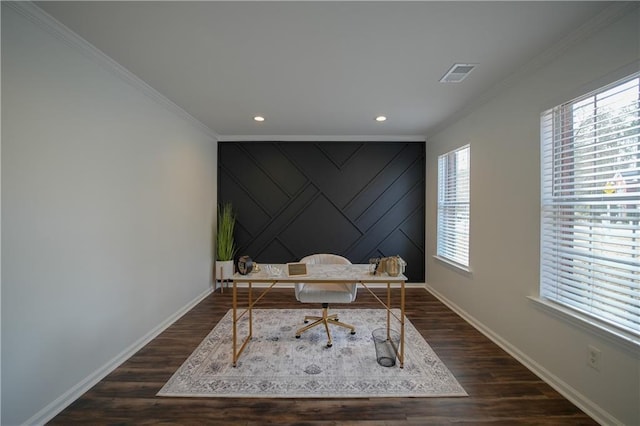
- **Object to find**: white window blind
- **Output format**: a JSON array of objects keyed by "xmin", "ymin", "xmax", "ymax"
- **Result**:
[
  {"xmin": 437, "ymin": 144, "xmax": 470, "ymax": 267},
  {"xmin": 540, "ymin": 72, "xmax": 640, "ymax": 339}
]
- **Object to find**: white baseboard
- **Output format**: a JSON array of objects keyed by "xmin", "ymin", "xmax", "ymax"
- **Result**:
[
  {"xmin": 23, "ymin": 287, "xmax": 214, "ymax": 426},
  {"xmin": 423, "ymin": 284, "xmax": 620, "ymax": 426}
]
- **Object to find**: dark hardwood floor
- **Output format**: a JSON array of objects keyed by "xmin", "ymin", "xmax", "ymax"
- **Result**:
[{"xmin": 49, "ymin": 288, "xmax": 597, "ymax": 425}]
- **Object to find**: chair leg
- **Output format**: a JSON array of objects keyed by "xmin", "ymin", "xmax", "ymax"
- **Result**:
[
  {"xmin": 323, "ymin": 318, "xmax": 333, "ymax": 347},
  {"xmin": 328, "ymin": 317, "xmax": 356, "ymax": 334},
  {"xmin": 303, "ymin": 315, "xmax": 322, "ymax": 324},
  {"xmin": 295, "ymin": 304, "xmax": 356, "ymax": 347}
]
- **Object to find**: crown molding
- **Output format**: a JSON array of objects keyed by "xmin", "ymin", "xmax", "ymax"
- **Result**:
[
  {"xmin": 218, "ymin": 135, "xmax": 426, "ymax": 142},
  {"xmin": 426, "ymin": 1, "xmax": 639, "ymax": 139},
  {"xmin": 4, "ymin": 1, "xmax": 219, "ymax": 141}
]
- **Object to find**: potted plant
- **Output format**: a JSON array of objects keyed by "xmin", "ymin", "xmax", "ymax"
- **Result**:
[{"xmin": 215, "ymin": 202, "xmax": 237, "ymax": 280}]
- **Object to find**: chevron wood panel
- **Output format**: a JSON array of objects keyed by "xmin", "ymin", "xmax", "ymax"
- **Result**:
[{"xmin": 218, "ymin": 141, "xmax": 425, "ymax": 282}]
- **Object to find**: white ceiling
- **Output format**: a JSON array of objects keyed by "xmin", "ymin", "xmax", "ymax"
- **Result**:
[{"xmin": 36, "ymin": 1, "xmax": 611, "ymax": 139}]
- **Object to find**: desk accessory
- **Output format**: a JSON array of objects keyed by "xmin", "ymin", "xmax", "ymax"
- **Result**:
[
  {"xmin": 369, "ymin": 256, "xmax": 406, "ymax": 276},
  {"xmin": 287, "ymin": 262, "xmax": 307, "ymax": 276},
  {"xmin": 237, "ymin": 255, "xmax": 253, "ymax": 275}
]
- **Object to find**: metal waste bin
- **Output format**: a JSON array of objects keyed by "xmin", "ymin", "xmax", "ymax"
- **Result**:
[{"xmin": 372, "ymin": 328, "xmax": 399, "ymax": 367}]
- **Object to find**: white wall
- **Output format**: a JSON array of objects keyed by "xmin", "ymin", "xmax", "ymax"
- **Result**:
[
  {"xmin": 426, "ymin": 6, "xmax": 639, "ymax": 426},
  {"xmin": 1, "ymin": 4, "xmax": 217, "ymax": 424}
]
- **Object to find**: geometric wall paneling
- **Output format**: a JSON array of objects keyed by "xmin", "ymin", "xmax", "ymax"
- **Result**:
[{"xmin": 218, "ymin": 141, "xmax": 425, "ymax": 281}]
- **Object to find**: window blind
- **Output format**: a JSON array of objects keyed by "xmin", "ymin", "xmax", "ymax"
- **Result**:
[
  {"xmin": 437, "ymin": 144, "xmax": 470, "ymax": 267},
  {"xmin": 540, "ymin": 73, "xmax": 640, "ymax": 338}
]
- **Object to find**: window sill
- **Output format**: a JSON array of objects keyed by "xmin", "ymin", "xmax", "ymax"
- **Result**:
[
  {"xmin": 433, "ymin": 255, "xmax": 472, "ymax": 276},
  {"xmin": 528, "ymin": 296, "xmax": 639, "ymax": 353}
]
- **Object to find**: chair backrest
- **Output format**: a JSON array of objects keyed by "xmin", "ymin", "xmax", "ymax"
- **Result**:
[
  {"xmin": 299, "ymin": 254, "xmax": 351, "ymax": 265},
  {"xmin": 295, "ymin": 254, "xmax": 357, "ymax": 301}
]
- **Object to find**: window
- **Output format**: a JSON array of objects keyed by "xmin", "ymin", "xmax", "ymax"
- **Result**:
[
  {"xmin": 437, "ymin": 144, "xmax": 470, "ymax": 268},
  {"xmin": 540, "ymin": 72, "xmax": 640, "ymax": 339}
]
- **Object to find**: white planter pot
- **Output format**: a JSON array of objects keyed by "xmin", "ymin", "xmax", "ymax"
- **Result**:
[{"xmin": 215, "ymin": 260, "xmax": 234, "ymax": 281}]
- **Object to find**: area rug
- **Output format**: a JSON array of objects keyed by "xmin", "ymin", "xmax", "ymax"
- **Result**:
[{"xmin": 157, "ymin": 308, "xmax": 467, "ymax": 398}]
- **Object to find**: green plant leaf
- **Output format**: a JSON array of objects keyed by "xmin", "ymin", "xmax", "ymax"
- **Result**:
[{"xmin": 216, "ymin": 202, "xmax": 237, "ymax": 261}]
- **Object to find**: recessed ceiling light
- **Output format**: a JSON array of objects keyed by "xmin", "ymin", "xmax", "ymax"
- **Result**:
[
  {"xmin": 254, "ymin": 116, "xmax": 265, "ymax": 122},
  {"xmin": 375, "ymin": 116, "xmax": 387, "ymax": 122}
]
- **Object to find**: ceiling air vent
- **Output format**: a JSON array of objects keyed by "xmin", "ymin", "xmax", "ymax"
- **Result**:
[{"xmin": 440, "ymin": 63, "xmax": 477, "ymax": 83}]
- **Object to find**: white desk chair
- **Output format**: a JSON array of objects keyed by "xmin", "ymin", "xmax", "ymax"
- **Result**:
[{"xmin": 294, "ymin": 254, "xmax": 357, "ymax": 347}]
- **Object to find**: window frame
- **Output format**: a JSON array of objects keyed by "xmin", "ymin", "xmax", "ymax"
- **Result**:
[
  {"xmin": 436, "ymin": 144, "xmax": 471, "ymax": 271},
  {"xmin": 539, "ymin": 72, "xmax": 640, "ymax": 346}
]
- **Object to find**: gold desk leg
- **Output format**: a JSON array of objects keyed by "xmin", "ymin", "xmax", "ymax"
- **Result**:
[
  {"xmin": 399, "ymin": 281, "xmax": 405, "ymax": 368},
  {"xmin": 232, "ymin": 281, "xmax": 277, "ymax": 367},
  {"xmin": 232, "ymin": 281, "xmax": 255, "ymax": 367},
  {"xmin": 386, "ymin": 282, "xmax": 391, "ymax": 339},
  {"xmin": 248, "ymin": 282, "xmax": 253, "ymax": 339},
  {"xmin": 385, "ymin": 281, "xmax": 404, "ymax": 368},
  {"xmin": 361, "ymin": 281, "xmax": 404, "ymax": 368},
  {"xmin": 232, "ymin": 279, "xmax": 237, "ymax": 366}
]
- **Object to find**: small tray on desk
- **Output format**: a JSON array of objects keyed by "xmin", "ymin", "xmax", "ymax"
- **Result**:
[{"xmin": 286, "ymin": 262, "xmax": 308, "ymax": 277}]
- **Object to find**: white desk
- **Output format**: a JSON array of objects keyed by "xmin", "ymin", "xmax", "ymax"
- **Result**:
[{"xmin": 231, "ymin": 264, "xmax": 407, "ymax": 367}]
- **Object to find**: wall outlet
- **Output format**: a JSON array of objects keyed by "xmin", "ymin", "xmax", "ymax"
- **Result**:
[{"xmin": 587, "ymin": 345, "xmax": 601, "ymax": 371}]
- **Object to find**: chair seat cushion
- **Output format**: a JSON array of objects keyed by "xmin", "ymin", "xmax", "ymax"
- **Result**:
[{"xmin": 296, "ymin": 283, "xmax": 356, "ymax": 303}]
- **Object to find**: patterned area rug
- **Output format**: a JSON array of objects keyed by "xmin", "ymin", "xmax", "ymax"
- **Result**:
[{"xmin": 158, "ymin": 308, "xmax": 467, "ymax": 398}]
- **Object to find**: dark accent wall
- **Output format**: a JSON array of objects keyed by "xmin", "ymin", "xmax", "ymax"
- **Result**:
[{"xmin": 218, "ymin": 141, "xmax": 425, "ymax": 282}]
